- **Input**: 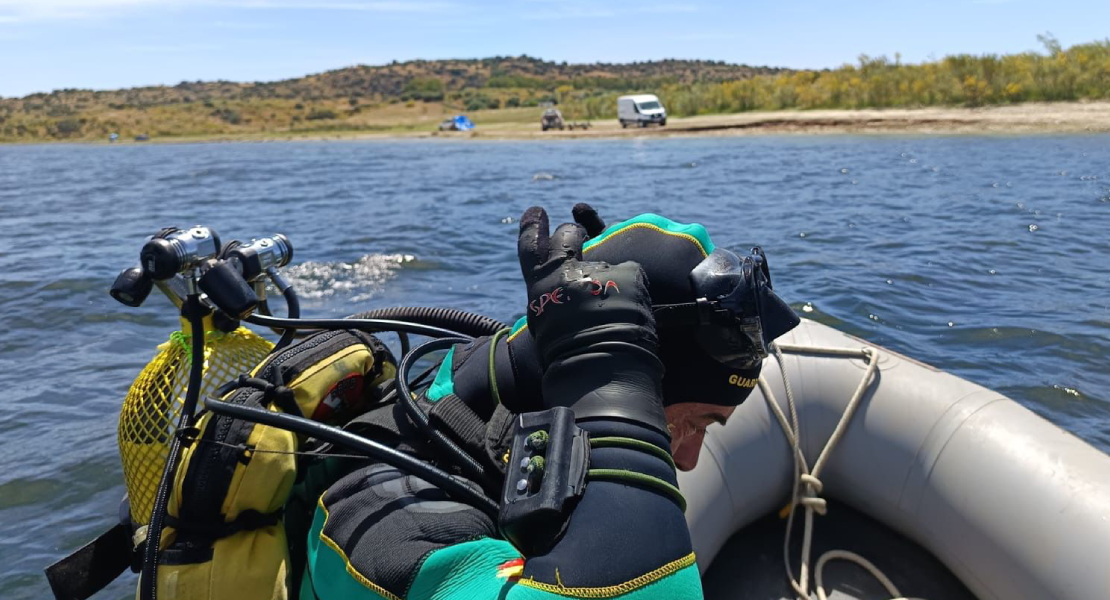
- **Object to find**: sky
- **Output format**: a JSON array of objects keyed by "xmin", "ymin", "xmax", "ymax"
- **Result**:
[{"xmin": 1, "ymin": 0, "xmax": 1108, "ymax": 98}]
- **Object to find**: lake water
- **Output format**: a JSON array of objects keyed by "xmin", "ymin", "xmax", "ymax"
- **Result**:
[{"xmin": 1, "ymin": 136, "xmax": 1108, "ymax": 599}]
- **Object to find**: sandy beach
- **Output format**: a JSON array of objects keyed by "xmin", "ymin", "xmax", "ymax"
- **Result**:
[
  {"xmin": 30, "ymin": 101, "xmax": 1110, "ymax": 145},
  {"xmin": 438, "ymin": 101, "xmax": 1110, "ymax": 140}
]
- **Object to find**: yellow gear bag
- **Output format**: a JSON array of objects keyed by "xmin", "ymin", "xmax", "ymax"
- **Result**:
[{"xmin": 152, "ymin": 328, "xmax": 395, "ymax": 600}]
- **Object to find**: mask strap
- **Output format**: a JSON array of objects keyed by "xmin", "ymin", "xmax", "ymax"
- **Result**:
[
  {"xmin": 651, "ymin": 302, "xmax": 700, "ymax": 327},
  {"xmin": 652, "ymin": 299, "xmax": 726, "ymax": 328}
]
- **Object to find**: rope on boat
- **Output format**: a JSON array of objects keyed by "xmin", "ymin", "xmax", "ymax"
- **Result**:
[{"xmin": 759, "ymin": 342, "xmax": 927, "ymax": 600}]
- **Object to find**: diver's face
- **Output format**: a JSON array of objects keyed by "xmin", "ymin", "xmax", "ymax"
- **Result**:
[{"xmin": 665, "ymin": 403, "xmax": 737, "ymax": 471}]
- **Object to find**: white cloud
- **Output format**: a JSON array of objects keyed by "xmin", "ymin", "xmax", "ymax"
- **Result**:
[
  {"xmin": 228, "ymin": 1, "xmax": 453, "ymax": 11},
  {"xmin": 0, "ymin": 0, "xmax": 183, "ymax": 22},
  {"xmin": 212, "ymin": 19, "xmax": 273, "ymax": 28},
  {"xmin": 0, "ymin": 0, "xmax": 169, "ymax": 7},
  {"xmin": 0, "ymin": 0, "xmax": 453, "ymax": 22},
  {"xmin": 522, "ymin": 6, "xmax": 615, "ymax": 20},
  {"xmin": 522, "ymin": 1, "xmax": 696, "ymax": 20}
]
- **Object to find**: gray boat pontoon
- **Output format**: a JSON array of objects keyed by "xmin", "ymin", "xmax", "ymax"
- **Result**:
[{"xmin": 684, "ymin": 319, "xmax": 1110, "ymax": 600}]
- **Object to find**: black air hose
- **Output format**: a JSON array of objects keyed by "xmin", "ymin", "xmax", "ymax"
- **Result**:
[{"xmin": 347, "ymin": 307, "xmax": 505, "ymax": 338}]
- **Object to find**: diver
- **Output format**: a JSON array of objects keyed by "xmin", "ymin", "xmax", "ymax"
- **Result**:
[
  {"xmin": 47, "ymin": 203, "xmax": 796, "ymax": 600},
  {"xmin": 297, "ymin": 204, "xmax": 798, "ymax": 600}
]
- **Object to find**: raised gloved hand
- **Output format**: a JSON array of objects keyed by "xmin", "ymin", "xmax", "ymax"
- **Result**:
[
  {"xmin": 517, "ymin": 206, "xmax": 667, "ymax": 434},
  {"xmin": 509, "ymin": 207, "xmax": 697, "ymax": 594}
]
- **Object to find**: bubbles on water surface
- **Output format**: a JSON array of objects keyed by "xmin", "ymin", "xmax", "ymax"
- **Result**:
[
  {"xmin": 1053, "ymin": 385, "xmax": 1081, "ymax": 397},
  {"xmin": 281, "ymin": 253, "xmax": 419, "ymax": 303},
  {"xmin": 1028, "ymin": 224, "xmax": 1040, "ymax": 232}
]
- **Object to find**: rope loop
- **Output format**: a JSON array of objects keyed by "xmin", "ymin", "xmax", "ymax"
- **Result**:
[{"xmin": 758, "ymin": 342, "xmax": 926, "ymax": 600}]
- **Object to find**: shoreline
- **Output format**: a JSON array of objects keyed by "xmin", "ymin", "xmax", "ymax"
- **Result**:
[
  {"xmin": 458, "ymin": 101, "xmax": 1110, "ymax": 140},
  {"xmin": 8, "ymin": 101, "xmax": 1110, "ymax": 145}
]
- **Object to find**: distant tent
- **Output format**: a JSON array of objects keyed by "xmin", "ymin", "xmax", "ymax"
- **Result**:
[{"xmin": 452, "ymin": 115, "xmax": 474, "ymax": 131}]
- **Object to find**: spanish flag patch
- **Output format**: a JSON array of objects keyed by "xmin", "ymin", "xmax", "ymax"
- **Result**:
[{"xmin": 496, "ymin": 558, "xmax": 525, "ymax": 580}]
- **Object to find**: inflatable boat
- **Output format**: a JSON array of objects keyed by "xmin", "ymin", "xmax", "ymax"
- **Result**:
[{"xmin": 681, "ymin": 318, "xmax": 1110, "ymax": 600}]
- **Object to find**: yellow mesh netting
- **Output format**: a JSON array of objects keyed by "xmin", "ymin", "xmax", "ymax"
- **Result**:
[{"xmin": 118, "ymin": 321, "xmax": 274, "ymax": 524}]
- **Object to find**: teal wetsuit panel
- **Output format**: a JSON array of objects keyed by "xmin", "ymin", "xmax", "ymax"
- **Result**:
[{"xmin": 411, "ymin": 538, "xmax": 702, "ymax": 600}]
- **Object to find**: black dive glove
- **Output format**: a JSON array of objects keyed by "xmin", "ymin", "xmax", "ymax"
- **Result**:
[
  {"xmin": 517, "ymin": 206, "xmax": 668, "ymax": 434},
  {"xmin": 510, "ymin": 207, "xmax": 694, "ymax": 590}
]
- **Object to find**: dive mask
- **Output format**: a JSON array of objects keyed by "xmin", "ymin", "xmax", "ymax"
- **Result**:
[{"xmin": 654, "ymin": 247, "xmax": 800, "ymax": 369}]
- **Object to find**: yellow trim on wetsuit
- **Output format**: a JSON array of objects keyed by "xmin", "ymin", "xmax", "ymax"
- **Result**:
[
  {"xmin": 515, "ymin": 552, "xmax": 697, "ymax": 598},
  {"xmin": 583, "ymin": 223, "xmax": 710, "ymax": 259},
  {"xmin": 316, "ymin": 497, "xmax": 404, "ymax": 600},
  {"xmin": 507, "ymin": 323, "xmax": 529, "ymax": 343}
]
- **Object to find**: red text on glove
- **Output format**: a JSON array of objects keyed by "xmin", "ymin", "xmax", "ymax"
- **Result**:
[
  {"xmin": 587, "ymin": 279, "xmax": 621, "ymax": 296},
  {"xmin": 530, "ymin": 287, "xmax": 567, "ymax": 316}
]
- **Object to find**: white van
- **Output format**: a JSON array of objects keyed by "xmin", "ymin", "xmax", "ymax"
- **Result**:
[{"xmin": 617, "ymin": 94, "xmax": 667, "ymax": 128}]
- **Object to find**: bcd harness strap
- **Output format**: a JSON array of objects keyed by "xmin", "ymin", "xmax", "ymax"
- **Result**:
[{"xmin": 163, "ymin": 508, "xmax": 284, "ymax": 541}]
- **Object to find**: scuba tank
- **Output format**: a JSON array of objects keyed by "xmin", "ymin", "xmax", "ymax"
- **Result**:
[
  {"xmin": 47, "ymin": 226, "xmax": 501, "ymax": 600},
  {"xmin": 47, "ymin": 228, "xmax": 295, "ymax": 600},
  {"xmin": 118, "ymin": 316, "xmax": 273, "ymax": 527},
  {"xmin": 115, "ymin": 228, "xmax": 282, "ymax": 527}
]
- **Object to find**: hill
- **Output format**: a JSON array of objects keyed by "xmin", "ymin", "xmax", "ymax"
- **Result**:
[
  {"xmin": 0, "ymin": 56, "xmax": 784, "ymax": 142},
  {"xmin": 1, "ymin": 38, "xmax": 1107, "ymax": 142}
]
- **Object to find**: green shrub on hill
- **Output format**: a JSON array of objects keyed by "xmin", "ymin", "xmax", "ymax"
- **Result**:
[
  {"xmin": 402, "ymin": 78, "xmax": 445, "ymax": 102},
  {"xmin": 305, "ymin": 109, "xmax": 338, "ymax": 120},
  {"xmin": 211, "ymin": 108, "xmax": 242, "ymax": 124},
  {"xmin": 53, "ymin": 118, "xmax": 82, "ymax": 136},
  {"xmin": 560, "ymin": 37, "xmax": 1110, "ymax": 118}
]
